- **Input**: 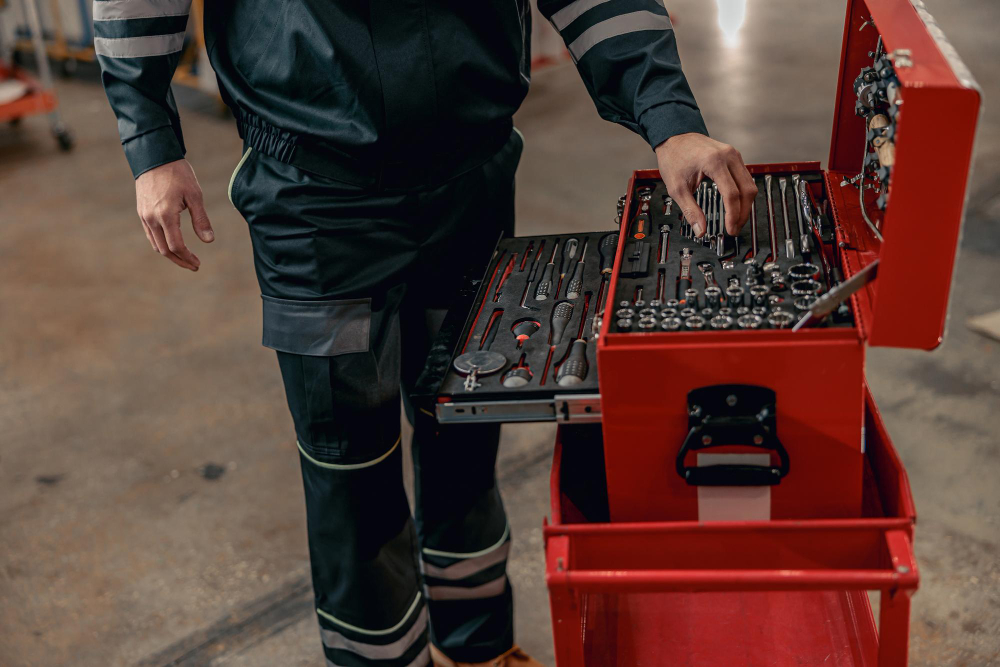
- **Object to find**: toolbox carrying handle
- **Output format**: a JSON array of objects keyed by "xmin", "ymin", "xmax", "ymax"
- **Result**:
[{"xmin": 676, "ymin": 384, "xmax": 789, "ymax": 486}]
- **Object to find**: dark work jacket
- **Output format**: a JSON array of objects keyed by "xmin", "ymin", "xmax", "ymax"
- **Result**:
[{"xmin": 94, "ymin": 0, "xmax": 708, "ymax": 180}]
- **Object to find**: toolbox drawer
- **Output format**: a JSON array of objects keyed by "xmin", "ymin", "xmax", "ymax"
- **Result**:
[
  {"xmin": 545, "ymin": 389, "xmax": 918, "ymax": 667},
  {"xmin": 413, "ymin": 231, "xmax": 614, "ymax": 424}
]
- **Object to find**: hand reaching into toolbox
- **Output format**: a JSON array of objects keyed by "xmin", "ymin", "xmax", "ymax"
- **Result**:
[
  {"xmin": 655, "ymin": 133, "xmax": 757, "ymax": 238},
  {"xmin": 134, "ymin": 160, "xmax": 215, "ymax": 272}
]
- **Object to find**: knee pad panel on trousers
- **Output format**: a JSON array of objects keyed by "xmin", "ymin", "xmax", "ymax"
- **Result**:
[{"xmin": 265, "ymin": 294, "xmax": 402, "ymax": 465}]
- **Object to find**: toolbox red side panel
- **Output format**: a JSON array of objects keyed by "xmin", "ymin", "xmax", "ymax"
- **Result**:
[{"xmin": 599, "ymin": 334, "xmax": 865, "ymax": 522}]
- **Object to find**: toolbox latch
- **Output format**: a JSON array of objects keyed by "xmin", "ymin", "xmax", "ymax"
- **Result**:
[{"xmin": 676, "ymin": 384, "xmax": 789, "ymax": 486}]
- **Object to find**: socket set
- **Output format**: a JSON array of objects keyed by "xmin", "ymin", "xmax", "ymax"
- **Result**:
[
  {"xmin": 418, "ymin": 232, "xmax": 611, "ymax": 423},
  {"xmin": 610, "ymin": 172, "xmax": 854, "ymax": 333}
]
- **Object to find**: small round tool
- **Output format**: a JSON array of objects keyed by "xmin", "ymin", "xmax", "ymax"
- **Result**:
[
  {"xmin": 737, "ymin": 314, "xmax": 764, "ymax": 329},
  {"xmin": 453, "ymin": 351, "xmax": 506, "ymax": 376},
  {"xmin": 704, "ymin": 286, "xmax": 723, "ymax": 307},
  {"xmin": 750, "ymin": 285, "xmax": 770, "ymax": 307},
  {"xmin": 726, "ymin": 285, "xmax": 745, "ymax": 309},
  {"xmin": 710, "ymin": 315, "xmax": 733, "ymax": 330},
  {"xmin": 662, "ymin": 317, "xmax": 682, "ymax": 331},
  {"xmin": 684, "ymin": 315, "xmax": 706, "ymax": 330},
  {"xmin": 791, "ymin": 279, "xmax": 823, "ymax": 296},
  {"xmin": 617, "ymin": 318, "xmax": 633, "ymax": 331},
  {"xmin": 767, "ymin": 310, "xmax": 795, "ymax": 329},
  {"xmin": 789, "ymin": 263, "xmax": 821, "ymax": 280},
  {"xmin": 794, "ymin": 295, "xmax": 819, "ymax": 311}
]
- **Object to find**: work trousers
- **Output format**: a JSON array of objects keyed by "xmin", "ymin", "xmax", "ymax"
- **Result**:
[{"xmin": 229, "ymin": 129, "xmax": 523, "ymax": 666}]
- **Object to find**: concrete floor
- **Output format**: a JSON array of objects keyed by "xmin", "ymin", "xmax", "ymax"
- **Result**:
[{"xmin": 1, "ymin": 1, "xmax": 998, "ymax": 665}]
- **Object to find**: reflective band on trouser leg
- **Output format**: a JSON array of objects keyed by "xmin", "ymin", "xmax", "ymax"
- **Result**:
[
  {"xmin": 318, "ymin": 594, "xmax": 431, "ymax": 667},
  {"xmin": 421, "ymin": 528, "xmax": 511, "ymax": 602}
]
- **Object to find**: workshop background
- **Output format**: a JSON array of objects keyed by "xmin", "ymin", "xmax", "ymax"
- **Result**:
[{"xmin": 1, "ymin": 1, "xmax": 998, "ymax": 665}]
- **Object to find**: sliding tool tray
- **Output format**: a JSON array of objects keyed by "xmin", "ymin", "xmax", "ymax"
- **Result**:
[{"xmin": 413, "ymin": 231, "xmax": 615, "ymax": 424}]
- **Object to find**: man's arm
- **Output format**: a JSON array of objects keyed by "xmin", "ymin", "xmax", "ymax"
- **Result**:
[
  {"xmin": 536, "ymin": 0, "xmax": 756, "ymax": 237},
  {"xmin": 95, "ymin": 0, "xmax": 213, "ymax": 271}
]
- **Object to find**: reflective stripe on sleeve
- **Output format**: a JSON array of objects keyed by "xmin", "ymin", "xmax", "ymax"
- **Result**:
[
  {"xmin": 567, "ymin": 11, "xmax": 672, "ymax": 60},
  {"xmin": 94, "ymin": 32, "xmax": 185, "ymax": 57},
  {"xmin": 550, "ymin": 0, "xmax": 612, "ymax": 31},
  {"xmin": 92, "ymin": 0, "xmax": 191, "ymax": 21}
]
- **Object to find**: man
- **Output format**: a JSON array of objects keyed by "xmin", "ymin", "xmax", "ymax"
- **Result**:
[{"xmin": 95, "ymin": 1, "xmax": 756, "ymax": 664}]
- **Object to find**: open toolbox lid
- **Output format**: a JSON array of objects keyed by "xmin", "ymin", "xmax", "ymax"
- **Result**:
[{"xmin": 825, "ymin": 0, "xmax": 981, "ymax": 349}]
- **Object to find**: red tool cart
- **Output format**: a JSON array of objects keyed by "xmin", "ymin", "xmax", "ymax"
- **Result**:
[
  {"xmin": 0, "ymin": 0, "xmax": 73, "ymax": 149},
  {"xmin": 414, "ymin": 0, "xmax": 979, "ymax": 663},
  {"xmin": 544, "ymin": 0, "xmax": 980, "ymax": 664}
]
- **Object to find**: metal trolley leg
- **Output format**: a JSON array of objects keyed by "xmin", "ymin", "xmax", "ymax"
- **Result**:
[{"xmin": 20, "ymin": 0, "xmax": 73, "ymax": 149}]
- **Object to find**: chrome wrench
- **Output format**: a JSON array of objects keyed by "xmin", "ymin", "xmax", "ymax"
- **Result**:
[
  {"xmin": 764, "ymin": 174, "xmax": 778, "ymax": 262},
  {"xmin": 779, "ymin": 177, "xmax": 794, "ymax": 259}
]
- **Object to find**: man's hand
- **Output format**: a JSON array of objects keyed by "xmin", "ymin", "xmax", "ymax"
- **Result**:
[
  {"xmin": 655, "ymin": 133, "xmax": 757, "ymax": 238},
  {"xmin": 135, "ymin": 159, "xmax": 214, "ymax": 271}
]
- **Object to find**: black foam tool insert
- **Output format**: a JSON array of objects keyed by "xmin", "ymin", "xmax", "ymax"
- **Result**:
[
  {"xmin": 437, "ymin": 231, "xmax": 611, "ymax": 399},
  {"xmin": 612, "ymin": 173, "xmax": 852, "ymax": 332}
]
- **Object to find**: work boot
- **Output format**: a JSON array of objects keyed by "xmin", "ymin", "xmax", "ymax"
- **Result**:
[{"xmin": 430, "ymin": 644, "xmax": 545, "ymax": 667}]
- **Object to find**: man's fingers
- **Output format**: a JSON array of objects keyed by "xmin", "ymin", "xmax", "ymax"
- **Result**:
[
  {"xmin": 186, "ymin": 193, "xmax": 215, "ymax": 243},
  {"xmin": 148, "ymin": 220, "xmax": 199, "ymax": 271},
  {"xmin": 160, "ymin": 214, "xmax": 201, "ymax": 269},
  {"xmin": 139, "ymin": 218, "xmax": 157, "ymax": 251},
  {"xmin": 670, "ymin": 185, "xmax": 707, "ymax": 237},
  {"xmin": 728, "ymin": 156, "xmax": 757, "ymax": 236},
  {"xmin": 709, "ymin": 166, "xmax": 743, "ymax": 236}
]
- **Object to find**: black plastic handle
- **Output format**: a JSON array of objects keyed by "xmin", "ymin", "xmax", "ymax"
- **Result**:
[{"xmin": 675, "ymin": 384, "xmax": 790, "ymax": 487}]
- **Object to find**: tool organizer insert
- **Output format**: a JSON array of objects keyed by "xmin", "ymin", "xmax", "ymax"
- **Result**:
[
  {"xmin": 611, "ymin": 172, "xmax": 854, "ymax": 333},
  {"xmin": 428, "ymin": 231, "xmax": 610, "ymax": 423}
]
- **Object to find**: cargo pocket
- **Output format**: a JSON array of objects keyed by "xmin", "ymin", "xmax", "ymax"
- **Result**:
[{"xmin": 263, "ymin": 295, "xmax": 395, "ymax": 463}]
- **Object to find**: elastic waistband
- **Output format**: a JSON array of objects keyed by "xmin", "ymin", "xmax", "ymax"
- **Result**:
[{"xmin": 236, "ymin": 111, "xmax": 513, "ymax": 192}]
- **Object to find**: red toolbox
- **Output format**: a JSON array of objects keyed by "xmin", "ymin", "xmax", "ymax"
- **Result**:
[{"xmin": 597, "ymin": 0, "xmax": 979, "ymax": 524}]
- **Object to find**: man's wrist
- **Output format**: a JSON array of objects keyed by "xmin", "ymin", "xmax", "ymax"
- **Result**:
[
  {"xmin": 124, "ymin": 126, "xmax": 186, "ymax": 179},
  {"xmin": 639, "ymin": 102, "xmax": 709, "ymax": 152}
]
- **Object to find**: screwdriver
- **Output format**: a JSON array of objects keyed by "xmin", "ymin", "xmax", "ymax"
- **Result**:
[
  {"xmin": 556, "ymin": 292, "xmax": 592, "ymax": 386},
  {"xmin": 519, "ymin": 241, "xmax": 533, "ymax": 271},
  {"xmin": 519, "ymin": 240, "xmax": 545, "ymax": 309},
  {"xmin": 541, "ymin": 300, "xmax": 574, "ymax": 386},
  {"xmin": 557, "ymin": 238, "xmax": 578, "ymax": 297},
  {"xmin": 479, "ymin": 309, "xmax": 503, "ymax": 351},
  {"xmin": 565, "ymin": 238, "xmax": 590, "ymax": 299},
  {"xmin": 599, "ymin": 233, "xmax": 619, "ymax": 274},
  {"xmin": 534, "ymin": 239, "xmax": 560, "ymax": 301},
  {"xmin": 502, "ymin": 353, "xmax": 533, "ymax": 387},
  {"xmin": 631, "ymin": 212, "xmax": 650, "ymax": 240},
  {"xmin": 492, "ymin": 253, "xmax": 516, "ymax": 302}
]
